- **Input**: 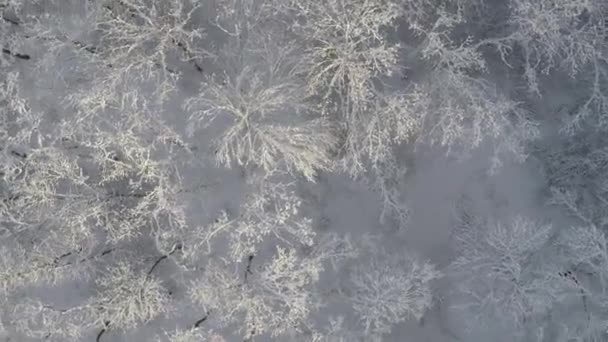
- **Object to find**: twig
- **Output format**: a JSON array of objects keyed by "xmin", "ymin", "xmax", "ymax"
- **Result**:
[
  {"xmin": 96, "ymin": 321, "xmax": 111, "ymax": 342},
  {"xmin": 147, "ymin": 254, "xmax": 168, "ymax": 275},
  {"xmin": 52, "ymin": 247, "xmax": 83, "ymax": 266},
  {"xmin": 192, "ymin": 314, "xmax": 208, "ymax": 328},
  {"xmin": 100, "ymin": 248, "xmax": 115, "ymax": 256},
  {"xmin": 24, "ymin": 33, "xmax": 114, "ymax": 68},
  {"xmin": 62, "ymin": 247, "xmax": 116, "ymax": 267}
]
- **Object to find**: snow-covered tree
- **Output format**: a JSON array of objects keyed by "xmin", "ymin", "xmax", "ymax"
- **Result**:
[
  {"xmin": 155, "ymin": 173, "xmax": 317, "ymax": 267},
  {"xmin": 538, "ymin": 126, "xmax": 608, "ymax": 338},
  {"xmin": 410, "ymin": 8, "xmax": 540, "ymax": 170},
  {"xmin": 506, "ymin": 0, "xmax": 607, "ymax": 88},
  {"xmin": 473, "ymin": 0, "xmax": 608, "ymax": 133},
  {"xmin": 47, "ymin": 0, "xmax": 206, "ymax": 110},
  {"xmin": 541, "ymin": 128, "xmax": 608, "ymax": 229},
  {"xmin": 190, "ymin": 246, "xmax": 323, "ymax": 339},
  {"xmin": 185, "ymin": 29, "xmax": 337, "ymax": 180},
  {"xmin": 288, "ymin": 0, "xmax": 415, "ymax": 171},
  {"xmin": 448, "ymin": 210, "xmax": 597, "ymax": 340},
  {"xmin": 533, "ymin": 89, "xmax": 608, "ymax": 340},
  {"xmin": 290, "ymin": 0, "xmax": 403, "ymax": 109},
  {"xmin": 89, "ymin": 262, "xmax": 171, "ymax": 330},
  {"xmin": 11, "ymin": 262, "xmax": 170, "ymax": 340},
  {"xmin": 347, "ymin": 250, "xmax": 441, "ymax": 336},
  {"xmin": 451, "ymin": 214, "xmax": 554, "ymax": 327}
]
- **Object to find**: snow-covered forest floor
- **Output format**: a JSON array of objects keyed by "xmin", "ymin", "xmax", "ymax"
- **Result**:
[{"xmin": 1, "ymin": 0, "xmax": 608, "ymax": 341}]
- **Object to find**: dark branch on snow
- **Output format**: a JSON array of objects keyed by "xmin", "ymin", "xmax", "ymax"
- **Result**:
[
  {"xmin": 10, "ymin": 150, "xmax": 27, "ymax": 158},
  {"xmin": 147, "ymin": 244, "xmax": 182, "ymax": 276},
  {"xmin": 2, "ymin": 48, "xmax": 30, "ymax": 60},
  {"xmin": 1, "ymin": 15, "xmax": 19, "ymax": 26},
  {"xmin": 96, "ymin": 321, "xmax": 111, "ymax": 342},
  {"xmin": 174, "ymin": 40, "xmax": 203, "ymax": 73},
  {"xmin": 244, "ymin": 254, "xmax": 254, "ymax": 283},
  {"xmin": 192, "ymin": 314, "xmax": 209, "ymax": 328}
]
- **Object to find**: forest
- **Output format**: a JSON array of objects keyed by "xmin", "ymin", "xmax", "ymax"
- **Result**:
[{"xmin": 1, "ymin": 0, "xmax": 608, "ymax": 341}]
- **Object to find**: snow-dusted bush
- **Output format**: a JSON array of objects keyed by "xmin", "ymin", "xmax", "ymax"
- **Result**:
[
  {"xmin": 158, "ymin": 328, "xmax": 227, "ymax": 342},
  {"xmin": 10, "ymin": 300, "xmax": 88, "ymax": 341},
  {"xmin": 89, "ymin": 262, "xmax": 171, "ymax": 330}
]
